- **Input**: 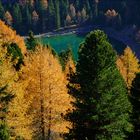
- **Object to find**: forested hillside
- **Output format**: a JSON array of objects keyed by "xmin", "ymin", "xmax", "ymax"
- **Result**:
[
  {"xmin": 0, "ymin": 20, "xmax": 73, "ymax": 140},
  {"xmin": 0, "ymin": 19, "xmax": 140, "ymax": 139},
  {"xmin": 1, "ymin": 1, "xmax": 140, "ymax": 140},
  {"xmin": 0, "ymin": 0, "xmax": 140, "ymax": 35}
]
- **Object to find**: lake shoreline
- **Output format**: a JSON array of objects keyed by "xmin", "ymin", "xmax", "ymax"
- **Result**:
[
  {"xmin": 23, "ymin": 25, "xmax": 91, "ymax": 39},
  {"xmin": 23, "ymin": 25, "xmax": 140, "ymax": 59}
]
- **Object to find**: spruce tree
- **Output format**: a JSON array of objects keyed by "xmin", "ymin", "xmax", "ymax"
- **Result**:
[
  {"xmin": 60, "ymin": 0, "xmax": 67, "ymax": 27},
  {"xmin": 24, "ymin": 4, "xmax": 32, "ymax": 32},
  {"xmin": 0, "ymin": 1, "xmax": 5, "ymax": 20},
  {"xmin": 55, "ymin": 0, "xmax": 61, "ymax": 29},
  {"xmin": 38, "ymin": 0, "xmax": 48, "ymax": 31},
  {"xmin": 59, "ymin": 48, "xmax": 73, "ymax": 71},
  {"xmin": 130, "ymin": 73, "xmax": 140, "ymax": 139},
  {"xmin": 12, "ymin": 3, "xmax": 22, "ymax": 32},
  {"xmin": 26, "ymin": 31, "xmax": 38, "ymax": 51},
  {"xmin": 7, "ymin": 43, "xmax": 24, "ymax": 70},
  {"xmin": 65, "ymin": 30, "xmax": 133, "ymax": 140},
  {"xmin": 48, "ymin": 0, "xmax": 55, "ymax": 30}
]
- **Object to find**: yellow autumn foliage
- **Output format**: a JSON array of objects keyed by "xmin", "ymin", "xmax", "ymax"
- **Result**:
[
  {"xmin": 117, "ymin": 47, "xmax": 139, "ymax": 90},
  {"xmin": 0, "ymin": 24, "xmax": 31, "ymax": 139},
  {"xmin": 0, "ymin": 47, "xmax": 17, "ymax": 108},
  {"xmin": 7, "ymin": 79, "xmax": 33, "ymax": 140},
  {"xmin": 4, "ymin": 11, "xmax": 13, "ymax": 26},
  {"xmin": 0, "ymin": 20, "xmax": 26, "ymax": 54},
  {"xmin": 22, "ymin": 45, "xmax": 72, "ymax": 140}
]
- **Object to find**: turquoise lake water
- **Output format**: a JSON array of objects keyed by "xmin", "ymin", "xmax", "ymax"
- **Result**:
[{"xmin": 40, "ymin": 33, "xmax": 126, "ymax": 59}]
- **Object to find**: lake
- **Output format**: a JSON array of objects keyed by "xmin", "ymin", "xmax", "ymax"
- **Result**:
[{"xmin": 40, "ymin": 33, "xmax": 126, "ymax": 60}]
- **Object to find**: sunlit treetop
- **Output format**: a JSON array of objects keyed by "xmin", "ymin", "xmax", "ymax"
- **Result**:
[{"xmin": 0, "ymin": 20, "xmax": 26, "ymax": 54}]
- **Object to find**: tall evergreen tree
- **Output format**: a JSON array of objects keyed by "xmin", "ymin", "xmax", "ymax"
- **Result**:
[
  {"xmin": 26, "ymin": 31, "xmax": 38, "ymax": 51},
  {"xmin": 94, "ymin": 0, "xmax": 99, "ymax": 18},
  {"xmin": 65, "ymin": 30, "xmax": 133, "ymax": 140},
  {"xmin": 38, "ymin": 0, "xmax": 48, "ymax": 31},
  {"xmin": 130, "ymin": 73, "xmax": 140, "ymax": 140},
  {"xmin": 0, "ymin": 1, "xmax": 5, "ymax": 20},
  {"xmin": 7, "ymin": 43, "xmax": 24, "ymax": 70},
  {"xmin": 12, "ymin": 3, "xmax": 22, "ymax": 32},
  {"xmin": 24, "ymin": 4, "xmax": 32, "ymax": 32},
  {"xmin": 48, "ymin": 0, "xmax": 55, "ymax": 30},
  {"xmin": 88, "ymin": 0, "xmax": 94, "ymax": 21},
  {"xmin": 59, "ymin": 0, "xmax": 68, "ymax": 27},
  {"xmin": 55, "ymin": 0, "xmax": 61, "ymax": 29}
]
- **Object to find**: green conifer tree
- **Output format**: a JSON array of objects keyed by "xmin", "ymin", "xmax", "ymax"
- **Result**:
[
  {"xmin": 26, "ymin": 31, "xmax": 38, "ymax": 51},
  {"xmin": 55, "ymin": 0, "xmax": 61, "ymax": 29},
  {"xmin": 59, "ymin": 0, "xmax": 68, "ymax": 27},
  {"xmin": 0, "ymin": 1, "xmax": 4, "ymax": 20},
  {"xmin": 23, "ymin": 4, "xmax": 32, "ymax": 32},
  {"xmin": 59, "ymin": 48, "xmax": 74, "ymax": 71},
  {"xmin": 65, "ymin": 30, "xmax": 133, "ymax": 140},
  {"xmin": 48, "ymin": 0, "xmax": 55, "ymax": 30},
  {"xmin": 7, "ymin": 43, "xmax": 24, "ymax": 70},
  {"xmin": 130, "ymin": 73, "xmax": 140, "ymax": 140},
  {"xmin": 38, "ymin": 0, "xmax": 48, "ymax": 31},
  {"xmin": 12, "ymin": 3, "xmax": 22, "ymax": 32}
]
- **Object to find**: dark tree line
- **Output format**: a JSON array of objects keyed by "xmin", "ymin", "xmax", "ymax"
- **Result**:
[{"xmin": 0, "ymin": 0, "xmax": 140, "ymax": 35}]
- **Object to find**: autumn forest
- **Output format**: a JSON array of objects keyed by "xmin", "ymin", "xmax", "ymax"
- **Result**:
[{"xmin": 1, "ymin": 0, "xmax": 140, "ymax": 140}]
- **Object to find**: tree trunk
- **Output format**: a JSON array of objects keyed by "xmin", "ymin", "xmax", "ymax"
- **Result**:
[
  {"xmin": 48, "ymin": 84, "xmax": 52, "ymax": 140},
  {"xmin": 48, "ymin": 103, "xmax": 52, "ymax": 140},
  {"xmin": 40, "ymin": 68, "xmax": 45, "ymax": 140},
  {"xmin": 41, "ymin": 99, "xmax": 45, "ymax": 140}
]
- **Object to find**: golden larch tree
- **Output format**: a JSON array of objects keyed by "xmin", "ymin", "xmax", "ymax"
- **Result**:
[
  {"xmin": 40, "ymin": 0, "xmax": 48, "ymax": 10},
  {"xmin": 66, "ymin": 14, "xmax": 71, "ymax": 25},
  {"xmin": 32, "ymin": 10, "xmax": 39, "ymax": 23},
  {"xmin": 0, "ymin": 46, "xmax": 19, "ymax": 139},
  {"xmin": 0, "ymin": 24, "xmax": 30, "ymax": 139},
  {"xmin": 117, "ymin": 46, "xmax": 139, "ymax": 90},
  {"xmin": 22, "ymin": 45, "xmax": 71, "ymax": 140},
  {"xmin": 7, "ymin": 78, "xmax": 33, "ymax": 140},
  {"xmin": 0, "ymin": 47, "xmax": 17, "ymax": 91},
  {"xmin": 0, "ymin": 20, "xmax": 26, "ymax": 54},
  {"xmin": 0, "ymin": 46, "xmax": 32, "ymax": 139},
  {"xmin": 4, "ymin": 11, "xmax": 13, "ymax": 26}
]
